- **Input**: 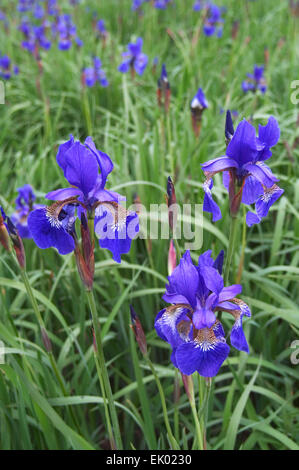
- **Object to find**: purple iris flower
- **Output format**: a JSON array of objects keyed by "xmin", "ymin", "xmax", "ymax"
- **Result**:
[
  {"xmin": 154, "ymin": 0, "xmax": 172, "ymax": 9},
  {"xmin": 155, "ymin": 250, "xmax": 251, "ymax": 377},
  {"xmin": 118, "ymin": 37, "xmax": 148, "ymax": 76},
  {"xmin": 96, "ymin": 19, "xmax": 107, "ymax": 39},
  {"xmin": 53, "ymin": 14, "xmax": 83, "ymax": 50},
  {"xmin": 18, "ymin": 0, "xmax": 34, "ymax": 13},
  {"xmin": 19, "ymin": 19, "xmax": 51, "ymax": 54},
  {"xmin": 242, "ymin": 65, "xmax": 267, "ymax": 94},
  {"xmin": 11, "ymin": 185, "xmax": 43, "ymax": 239},
  {"xmin": 83, "ymin": 57, "xmax": 109, "ymax": 88},
  {"xmin": 0, "ymin": 54, "xmax": 19, "ymax": 80},
  {"xmin": 193, "ymin": 1, "xmax": 203, "ymax": 11},
  {"xmin": 203, "ymin": 4, "xmax": 224, "ymax": 37},
  {"xmin": 201, "ymin": 114, "xmax": 284, "ymax": 224},
  {"xmin": 132, "ymin": 0, "xmax": 145, "ymax": 11},
  {"xmin": 28, "ymin": 136, "xmax": 139, "ymax": 262}
]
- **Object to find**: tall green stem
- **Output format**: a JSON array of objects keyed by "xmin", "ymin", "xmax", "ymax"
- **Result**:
[
  {"xmin": 145, "ymin": 356, "xmax": 179, "ymax": 450},
  {"xmin": 86, "ymin": 289, "xmax": 123, "ymax": 450},
  {"xmin": 224, "ymin": 216, "xmax": 238, "ymax": 286},
  {"xmin": 18, "ymin": 267, "xmax": 80, "ymax": 432}
]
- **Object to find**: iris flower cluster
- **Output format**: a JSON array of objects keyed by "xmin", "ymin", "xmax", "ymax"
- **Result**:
[
  {"xmin": 19, "ymin": 19, "xmax": 51, "ymax": 54},
  {"xmin": 0, "ymin": 54, "xmax": 19, "ymax": 80},
  {"xmin": 118, "ymin": 37, "xmax": 148, "ymax": 77},
  {"xmin": 52, "ymin": 14, "xmax": 83, "ymax": 50},
  {"xmin": 155, "ymin": 250, "xmax": 251, "ymax": 377},
  {"xmin": 82, "ymin": 57, "xmax": 109, "ymax": 88},
  {"xmin": 242, "ymin": 65, "xmax": 267, "ymax": 94},
  {"xmin": 203, "ymin": 4, "xmax": 224, "ymax": 37},
  {"xmin": 201, "ymin": 113, "xmax": 284, "ymax": 226},
  {"xmin": 27, "ymin": 136, "xmax": 139, "ymax": 264}
]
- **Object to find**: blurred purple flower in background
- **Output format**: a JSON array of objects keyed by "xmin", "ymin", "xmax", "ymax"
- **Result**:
[
  {"xmin": 118, "ymin": 37, "xmax": 148, "ymax": 77},
  {"xmin": 0, "ymin": 53, "xmax": 19, "ymax": 80},
  {"xmin": 11, "ymin": 185, "xmax": 43, "ymax": 239},
  {"xmin": 242, "ymin": 65, "xmax": 267, "ymax": 94},
  {"xmin": 203, "ymin": 4, "xmax": 224, "ymax": 37},
  {"xmin": 83, "ymin": 57, "xmax": 109, "ymax": 88}
]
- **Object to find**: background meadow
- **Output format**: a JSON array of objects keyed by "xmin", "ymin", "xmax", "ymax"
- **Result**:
[{"xmin": 0, "ymin": 0, "xmax": 298, "ymax": 450}]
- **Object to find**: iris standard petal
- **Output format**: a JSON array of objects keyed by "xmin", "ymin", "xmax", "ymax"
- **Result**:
[
  {"xmin": 162, "ymin": 250, "xmax": 199, "ymax": 308},
  {"xmin": 63, "ymin": 141, "xmax": 99, "ymax": 196},
  {"xmin": 226, "ymin": 119, "xmax": 258, "ymax": 166},
  {"xmin": 84, "ymin": 137, "xmax": 114, "ymax": 188}
]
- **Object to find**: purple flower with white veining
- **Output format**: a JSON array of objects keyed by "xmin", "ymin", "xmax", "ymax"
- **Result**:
[
  {"xmin": 155, "ymin": 250, "xmax": 251, "ymax": 377},
  {"xmin": 242, "ymin": 65, "xmax": 267, "ymax": 94},
  {"xmin": 28, "ymin": 136, "xmax": 139, "ymax": 262},
  {"xmin": 201, "ymin": 112, "xmax": 284, "ymax": 225},
  {"xmin": 118, "ymin": 37, "xmax": 148, "ymax": 77}
]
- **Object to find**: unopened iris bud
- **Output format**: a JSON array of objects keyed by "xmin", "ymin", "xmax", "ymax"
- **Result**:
[
  {"xmin": 6, "ymin": 218, "xmax": 26, "ymax": 269},
  {"xmin": 157, "ymin": 64, "xmax": 170, "ymax": 113},
  {"xmin": 168, "ymin": 239, "xmax": 176, "ymax": 275},
  {"xmin": 0, "ymin": 208, "xmax": 11, "ymax": 252},
  {"xmin": 130, "ymin": 305, "xmax": 147, "ymax": 356},
  {"xmin": 190, "ymin": 88, "xmax": 208, "ymax": 138},
  {"xmin": 41, "ymin": 328, "xmax": 52, "ymax": 352},
  {"xmin": 231, "ymin": 20, "xmax": 239, "ymax": 40},
  {"xmin": 225, "ymin": 110, "xmax": 234, "ymax": 145}
]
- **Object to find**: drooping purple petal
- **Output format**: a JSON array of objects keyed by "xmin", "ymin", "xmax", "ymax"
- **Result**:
[
  {"xmin": 175, "ymin": 333, "xmax": 230, "ymax": 377},
  {"xmin": 203, "ymin": 179, "xmax": 222, "ymax": 222},
  {"xmin": 201, "ymin": 156, "xmax": 238, "ymax": 173},
  {"xmin": 246, "ymin": 211, "xmax": 261, "ymax": 227},
  {"xmin": 28, "ymin": 208, "xmax": 75, "ymax": 255},
  {"xmin": 255, "ymin": 185, "xmax": 284, "ymax": 218},
  {"xmin": 244, "ymin": 162, "xmax": 279, "ymax": 188},
  {"xmin": 95, "ymin": 208, "xmax": 139, "ymax": 263}
]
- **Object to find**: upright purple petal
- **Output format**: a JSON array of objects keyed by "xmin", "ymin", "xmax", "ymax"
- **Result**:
[
  {"xmin": 226, "ymin": 120, "xmax": 258, "ymax": 166},
  {"xmin": 163, "ymin": 251, "xmax": 199, "ymax": 308}
]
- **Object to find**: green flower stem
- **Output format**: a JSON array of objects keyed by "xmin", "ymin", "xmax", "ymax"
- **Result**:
[
  {"xmin": 86, "ymin": 289, "xmax": 123, "ymax": 450},
  {"xmin": 94, "ymin": 349, "xmax": 116, "ymax": 450},
  {"xmin": 18, "ymin": 266, "xmax": 80, "ymax": 432},
  {"xmin": 186, "ymin": 375, "xmax": 204, "ymax": 450},
  {"xmin": 224, "ymin": 215, "xmax": 239, "ymax": 286},
  {"xmin": 145, "ymin": 356, "xmax": 179, "ymax": 450}
]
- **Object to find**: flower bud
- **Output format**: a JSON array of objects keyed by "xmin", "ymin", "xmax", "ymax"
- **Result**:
[{"xmin": 130, "ymin": 305, "xmax": 147, "ymax": 356}]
